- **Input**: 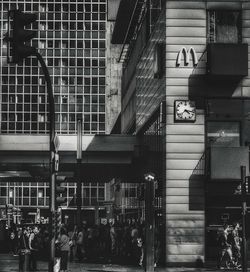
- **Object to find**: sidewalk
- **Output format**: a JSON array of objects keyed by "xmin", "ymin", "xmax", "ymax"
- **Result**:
[{"xmin": 0, "ymin": 254, "xmax": 245, "ymax": 272}]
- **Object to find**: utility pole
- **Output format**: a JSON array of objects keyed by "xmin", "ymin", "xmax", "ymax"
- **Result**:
[
  {"xmin": 241, "ymin": 166, "xmax": 247, "ymax": 272},
  {"xmin": 76, "ymin": 118, "xmax": 82, "ymax": 228}
]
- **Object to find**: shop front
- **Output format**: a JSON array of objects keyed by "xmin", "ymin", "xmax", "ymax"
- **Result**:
[{"xmin": 205, "ymin": 98, "xmax": 250, "ymax": 262}]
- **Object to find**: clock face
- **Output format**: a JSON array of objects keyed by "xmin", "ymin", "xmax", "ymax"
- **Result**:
[{"xmin": 175, "ymin": 100, "xmax": 196, "ymax": 122}]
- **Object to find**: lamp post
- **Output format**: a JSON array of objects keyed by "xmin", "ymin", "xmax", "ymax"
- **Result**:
[
  {"xmin": 144, "ymin": 172, "xmax": 155, "ymax": 272},
  {"xmin": 241, "ymin": 166, "xmax": 247, "ymax": 272},
  {"xmin": 76, "ymin": 118, "xmax": 82, "ymax": 228}
]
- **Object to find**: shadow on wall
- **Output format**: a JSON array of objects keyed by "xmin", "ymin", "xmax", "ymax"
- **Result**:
[
  {"xmin": 187, "ymin": 48, "xmax": 243, "ymax": 211},
  {"xmin": 188, "ymin": 49, "xmax": 243, "ymax": 108},
  {"xmin": 189, "ymin": 152, "xmax": 205, "ymax": 211}
]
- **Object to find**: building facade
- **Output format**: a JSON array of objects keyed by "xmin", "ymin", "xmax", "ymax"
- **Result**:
[
  {"xmin": 112, "ymin": 0, "xmax": 250, "ymax": 266},
  {"xmin": 0, "ymin": 0, "xmax": 109, "ymax": 225}
]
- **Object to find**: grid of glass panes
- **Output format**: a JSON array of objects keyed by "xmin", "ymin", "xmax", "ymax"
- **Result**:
[
  {"xmin": 120, "ymin": 183, "xmax": 139, "ymax": 209},
  {"xmin": 0, "ymin": 182, "xmax": 48, "ymax": 207},
  {"xmin": 0, "ymin": 0, "xmax": 106, "ymax": 134},
  {"xmin": 0, "ymin": 181, "xmax": 105, "ymax": 208}
]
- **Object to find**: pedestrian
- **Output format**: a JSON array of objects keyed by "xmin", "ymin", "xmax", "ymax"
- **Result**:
[
  {"xmin": 217, "ymin": 224, "xmax": 233, "ymax": 269},
  {"xmin": 68, "ymin": 225, "xmax": 78, "ymax": 262},
  {"xmin": 10, "ymin": 228, "xmax": 17, "ymax": 255},
  {"xmin": 17, "ymin": 228, "xmax": 30, "ymax": 272},
  {"xmin": 228, "ymin": 222, "xmax": 241, "ymax": 269},
  {"xmin": 137, "ymin": 237, "xmax": 144, "ymax": 267},
  {"xmin": 76, "ymin": 226, "xmax": 86, "ymax": 261},
  {"xmin": 58, "ymin": 227, "xmax": 70, "ymax": 272},
  {"xmin": 29, "ymin": 227, "xmax": 39, "ymax": 271},
  {"xmin": 103, "ymin": 221, "xmax": 111, "ymax": 262},
  {"xmin": 110, "ymin": 221, "xmax": 117, "ymax": 259},
  {"xmin": 131, "ymin": 223, "xmax": 139, "ymax": 264}
]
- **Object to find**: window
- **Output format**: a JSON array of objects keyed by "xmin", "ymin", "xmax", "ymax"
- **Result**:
[
  {"xmin": 208, "ymin": 10, "xmax": 241, "ymax": 43},
  {"xmin": 207, "ymin": 121, "xmax": 240, "ymax": 147},
  {"xmin": 62, "ymin": 96, "xmax": 68, "ymax": 104}
]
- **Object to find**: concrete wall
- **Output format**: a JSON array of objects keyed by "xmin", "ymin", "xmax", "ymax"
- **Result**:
[{"xmin": 106, "ymin": 21, "xmax": 123, "ymax": 134}]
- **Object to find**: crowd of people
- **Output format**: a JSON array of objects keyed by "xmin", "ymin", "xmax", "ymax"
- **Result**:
[
  {"xmin": 6, "ymin": 220, "xmax": 244, "ymax": 271},
  {"xmin": 217, "ymin": 222, "xmax": 242, "ymax": 270},
  {"xmin": 7, "ymin": 219, "xmax": 164, "ymax": 271},
  {"xmin": 8, "ymin": 224, "xmax": 50, "ymax": 271}
]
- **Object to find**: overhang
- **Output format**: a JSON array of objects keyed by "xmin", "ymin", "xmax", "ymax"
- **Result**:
[
  {"xmin": 0, "ymin": 134, "xmax": 137, "ymax": 152},
  {"xmin": 0, "ymin": 135, "xmax": 140, "ymax": 182},
  {"xmin": 111, "ymin": 0, "xmax": 144, "ymax": 44}
]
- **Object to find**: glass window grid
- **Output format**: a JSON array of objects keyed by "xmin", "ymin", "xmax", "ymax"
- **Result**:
[
  {"xmin": 0, "ymin": 181, "xmax": 106, "ymax": 208},
  {"xmin": 119, "ymin": 183, "xmax": 140, "ymax": 209},
  {"xmin": 1, "ymin": 1, "xmax": 106, "ymax": 135}
]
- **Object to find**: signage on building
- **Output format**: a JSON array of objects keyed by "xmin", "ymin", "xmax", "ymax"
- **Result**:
[{"xmin": 176, "ymin": 46, "xmax": 198, "ymax": 66}]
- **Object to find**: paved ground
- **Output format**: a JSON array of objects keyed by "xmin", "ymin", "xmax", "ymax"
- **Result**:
[{"xmin": 0, "ymin": 254, "xmax": 245, "ymax": 272}]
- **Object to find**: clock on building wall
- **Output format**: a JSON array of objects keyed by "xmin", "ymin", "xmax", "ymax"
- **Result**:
[{"xmin": 174, "ymin": 100, "xmax": 196, "ymax": 122}]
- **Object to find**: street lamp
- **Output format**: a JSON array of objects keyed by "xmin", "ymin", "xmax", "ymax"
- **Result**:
[
  {"xmin": 144, "ymin": 172, "xmax": 156, "ymax": 272},
  {"xmin": 76, "ymin": 118, "xmax": 82, "ymax": 228},
  {"xmin": 144, "ymin": 172, "xmax": 155, "ymax": 181},
  {"xmin": 240, "ymin": 166, "xmax": 247, "ymax": 272}
]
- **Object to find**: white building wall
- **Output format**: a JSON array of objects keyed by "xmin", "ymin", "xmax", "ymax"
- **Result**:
[{"xmin": 165, "ymin": 1, "xmax": 206, "ymax": 264}]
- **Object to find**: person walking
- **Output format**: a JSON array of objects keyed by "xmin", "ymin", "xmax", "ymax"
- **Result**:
[
  {"xmin": 217, "ymin": 224, "xmax": 233, "ymax": 269},
  {"xmin": 76, "ymin": 226, "xmax": 85, "ymax": 261},
  {"xmin": 58, "ymin": 227, "xmax": 70, "ymax": 272},
  {"xmin": 17, "ymin": 228, "xmax": 30, "ymax": 272},
  {"xmin": 228, "ymin": 222, "xmax": 241, "ymax": 269},
  {"xmin": 29, "ymin": 227, "xmax": 39, "ymax": 271},
  {"xmin": 68, "ymin": 225, "xmax": 78, "ymax": 262},
  {"xmin": 110, "ymin": 221, "xmax": 117, "ymax": 260}
]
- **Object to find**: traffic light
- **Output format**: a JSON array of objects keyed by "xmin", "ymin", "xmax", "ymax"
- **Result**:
[
  {"xmin": 8, "ymin": 9, "xmax": 37, "ymax": 63},
  {"xmin": 55, "ymin": 175, "xmax": 67, "ymax": 209}
]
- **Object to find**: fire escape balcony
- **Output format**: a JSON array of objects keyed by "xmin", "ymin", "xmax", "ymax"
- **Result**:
[
  {"xmin": 207, "ymin": 43, "xmax": 248, "ymax": 77},
  {"xmin": 210, "ymin": 146, "xmax": 249, "ymax": 180},
  {"xmin": 207, "ymin": 146, "xmax": 250, "ymax": 207}
]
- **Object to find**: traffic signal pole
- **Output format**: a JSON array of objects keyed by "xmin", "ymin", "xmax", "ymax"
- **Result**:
[
  {"xmin": 6, "ymin": 9, "xmax": 56, "ymax": 272},
  {"xmin": 241, "ymin": 166, "xmax": 247, "ymax": 272},
  {"xmin": 34, "ymin": 52, "xmax": 56, "ymax": 272}
]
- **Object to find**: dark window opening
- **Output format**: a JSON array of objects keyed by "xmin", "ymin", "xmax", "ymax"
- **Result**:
[{"xmin": 208, "ymin": 10, "xmax": 241, "ymax": 43}]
